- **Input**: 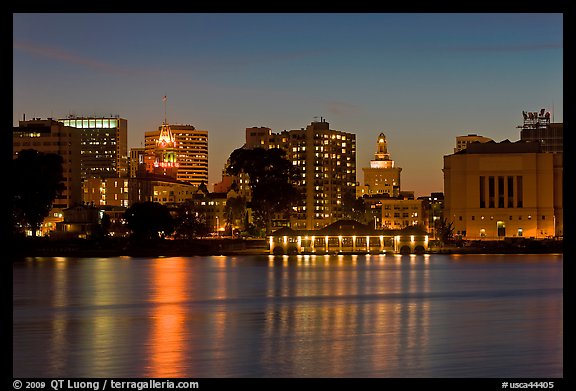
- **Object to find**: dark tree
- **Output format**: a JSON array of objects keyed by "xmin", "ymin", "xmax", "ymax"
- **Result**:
[
  {"xmin": 197, "ymin": 181, "xmax": 209, "ymax": 195},
  {"xmin": 124, "ymin": 202, "xmax": 174, "ymax": 240},
  {"xmin": 12, "ymin": 149, "xmax": 65, "ymax": 237},
  {"xmin": 342, "ymin": 192, "xmax": 370, "ymax": 224},
  {"xmin": 226, "ymin": 147, "xmax": 301, "ymax": 235},
  {"xmin": 224, "ymin": 195, "xmax": 247, "ymax": 236},
  {"xmin": 435, "ymin": 217, "xmax": 455, "ymax": 245},
  {"xmin": 173, "ymin": 200, "xmax": 210, "ymax": 239}
]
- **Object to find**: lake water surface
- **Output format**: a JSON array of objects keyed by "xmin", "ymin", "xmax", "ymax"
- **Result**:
[{"xmin": 13, "ymin": 253, "xmax": 563, "ymax": 378}]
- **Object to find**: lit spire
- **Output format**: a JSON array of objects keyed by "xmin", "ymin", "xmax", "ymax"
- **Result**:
[{"xmin": 374, "ymin": 132, "xmax": 391, "ymax": 161}]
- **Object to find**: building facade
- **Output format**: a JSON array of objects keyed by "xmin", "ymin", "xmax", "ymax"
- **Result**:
[
  {"xmin": 443, "ymin": 140, "xmax": 563, "ymax": 239},
  {"xmin": 13, "ymin": 118, "xmax": 82, "ymax": 235},
  {"xmin": 129, "ymin": 147, "xmax": 147, "ymax": 178},
  {"xmin": 358, "ymin": 132, "xmax": 402, "ymax": 198},
  {"xmin": 380, "ymin": 197, "xmax": 424, "ymax": 229},
  {"xmin": 83, "ymin": 177, "xmax": 130, "ymax": 207},
  {"xmin": 243, "ymin": 119, "xmax": 356, "ymax": 230},
  {"xmin": 144, "ymin": 124, "xmax": 208, "ymax": 186},
  {"xmin": 59, "ymin": 116, "xmax": 128, "ymax": 180}
]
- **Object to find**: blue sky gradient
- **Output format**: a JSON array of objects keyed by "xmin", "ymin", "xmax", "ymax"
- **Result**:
[{"xmin": 13, "ymin": 13, "xmax": 563, "ymax": 196}]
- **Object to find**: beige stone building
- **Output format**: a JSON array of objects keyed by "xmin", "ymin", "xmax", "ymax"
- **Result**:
[{"xmin": 443, "ymin": 139, "xmax": 562, "ymax": 239}]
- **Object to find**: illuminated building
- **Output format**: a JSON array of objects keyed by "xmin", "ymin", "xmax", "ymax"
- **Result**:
[
  {"xmin": 443, "ymin": 139, "xmax": 563, "ymax": 239},
  {"xmin": 380, "ymin": 196, "xmax": 424, "ymax": 229},
  {"xmin": 518, "ymin": 109, "xmax": 563, "ymax": 153},
  {"xmin": 152, "ymin": 122, "xmax": 179, "ymax": 179},
  {"xmin": 59, "ymin": 115, "xmax": 128, "ymax": 180},
  {"xmin": 144, "ymin": 124, "xmax": 208, "ymax": 186},
  {"xmin": 454, "ymin": 134, "xmax": 494, "ymax": 153},
  {"xmin": 13, "ymin": 117, "xmax": 81, "ymax": 235},
  {"xmin": 268, "ymin": 220, "xmax": 429, "ymax": 255},
  {"xmin": 83, "ymin": 177, "xmax": 130, "ymax": 207},
  {"xmin": 357, "ymin": 132, "xmax": 402, "ymax": 198},
  {"xmin": 243, "ymin": 118, "xmax": 356, "ymax": 230},
  {"xmin": 128, "ymin": 175, "xmax": 197, "ymax": 205}
]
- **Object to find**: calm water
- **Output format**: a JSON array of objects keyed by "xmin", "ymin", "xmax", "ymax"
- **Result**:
[{"xmin": 13, "ymin": 254, "xmax": 562, "ymax": 378}]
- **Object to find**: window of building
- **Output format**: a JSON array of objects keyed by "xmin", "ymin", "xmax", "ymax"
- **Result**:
[
  {"xmin": 479, "ymin": 176, "xmax": 485, "ymax": 208},
  {"xmin": 472, "ymin": 216, "xmax": 475, "ymax": 220},
  {"xmin": 517, "ymin": 176, "xmax": 523, "ymax": 208},
  {"xmin": 498, "ymin": 176, "xmax": 504, "ymax": 208},
  {"xmin": 507, "ymin": 176, "xmax": 514, "ymax": 208},
  {"xmin": 488, "ymin": 176, "xmax": 495, "ymax": 208}
]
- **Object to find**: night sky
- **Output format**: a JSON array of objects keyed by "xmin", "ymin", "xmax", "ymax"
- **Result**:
[{"xmin": 13, "ymin": 13, "xmax": 563, "ymax": 196}]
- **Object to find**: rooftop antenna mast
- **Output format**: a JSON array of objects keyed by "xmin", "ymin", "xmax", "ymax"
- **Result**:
[{"xmin": 163, "ymin": 95, "xmax": 168, "ymax": 125}]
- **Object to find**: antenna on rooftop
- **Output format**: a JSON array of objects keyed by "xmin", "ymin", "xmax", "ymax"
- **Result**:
[{"xmin": 162, "ymin": 95, "xmax": 168, "ymax": 125}]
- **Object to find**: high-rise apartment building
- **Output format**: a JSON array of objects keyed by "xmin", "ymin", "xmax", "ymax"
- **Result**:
[
  {"xmin": 244, "ymin": 119, "xmax": 356, "ymax": 230},
  {"xmin": 13, "ymin": 118, "xmax": 82, "ymax": 235},
  {"xmin": 58, "ymin": 116, "xmax": 128, "ymax": 180},
  {"xmin": 358, "ymin": 133, "xmax": 402, "ymax": 198},
  {"xmin": 145, "ymin": 124, "xmax": 208, "ymax": 186}
]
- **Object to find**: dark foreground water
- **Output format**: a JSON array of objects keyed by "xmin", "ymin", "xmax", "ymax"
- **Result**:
[{"xmin": 13, "ymin": 254, "xmax": 562, "ymax": 378}]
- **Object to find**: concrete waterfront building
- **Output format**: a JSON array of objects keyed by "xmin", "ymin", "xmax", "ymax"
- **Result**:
[
  {"xmin": 357, "ymin": 132, "xmax": 402, "ymax": 198},
  {"xmin": 59, "ymin": 115, "xmax": 128, "ymax": 180},
  {"xmin": 454, "ymin": 134, "xmax": 494, "ymax": 153},
  {"xmin": 243, "ymin": 118, "xmax": 356, "ymax": 230},
  {"xmin": 443, "ymin": 139, "xmax": 563, "ymax": 239},
  {"xmin": 13, "ymin": 117, "xmax": 82, "ymax": 235},
  {"xmin": 145, "ymin": 124, "xmax": 208, "ymax": 186}
]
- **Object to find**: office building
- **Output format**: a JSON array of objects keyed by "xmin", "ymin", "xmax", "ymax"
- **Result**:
[
  {"xmin": 144, "ymin": 124, "xmax": 208, "ymax": 186},
  {"xmin": 59, "ymin": 115, "xmax": 128, "ymax": 179}
]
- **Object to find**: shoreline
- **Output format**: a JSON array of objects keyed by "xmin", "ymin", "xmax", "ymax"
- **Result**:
[{"xmin": 11, "ymin": 236, "xmax": 563, "ymax": 260}]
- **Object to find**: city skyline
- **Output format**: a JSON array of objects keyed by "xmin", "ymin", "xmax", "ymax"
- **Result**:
[{"xmin": 13, "ymin": 13, "xmax": 563, "ymax": 196}]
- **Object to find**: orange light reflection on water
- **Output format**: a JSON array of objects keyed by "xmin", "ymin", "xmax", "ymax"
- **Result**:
[{"xmin": 146, "ymin": 257, "xmax": 188, "ymax": 378}]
